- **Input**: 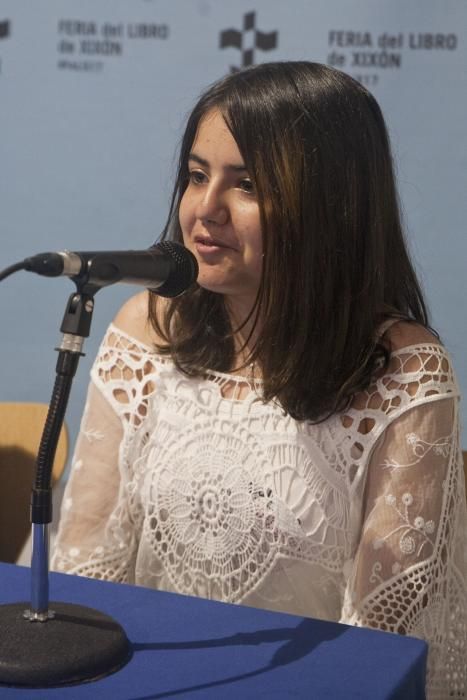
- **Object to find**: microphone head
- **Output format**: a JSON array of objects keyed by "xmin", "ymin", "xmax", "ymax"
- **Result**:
[{"xmin": 149, "ymin": 241, "xmax": 198, "ymax": 298}]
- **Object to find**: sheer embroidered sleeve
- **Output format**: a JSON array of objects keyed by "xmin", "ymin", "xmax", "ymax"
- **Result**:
[
  {"xmin": 341, "ymin": 344, "xmax": 467, "ymax": 699},
  {"xmin": 51, "ymin": 324, "xmax": 157, "ymax": 583}
]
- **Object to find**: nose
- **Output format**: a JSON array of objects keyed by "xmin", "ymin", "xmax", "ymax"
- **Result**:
[{"xmin": 195, "ymin": 182, "xmax": 229, "ymax": 226}]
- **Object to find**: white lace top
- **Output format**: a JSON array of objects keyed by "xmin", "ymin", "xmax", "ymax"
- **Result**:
[{"xmin": 52, "ymin": 323, "xmax": 467, "ymax": 699}]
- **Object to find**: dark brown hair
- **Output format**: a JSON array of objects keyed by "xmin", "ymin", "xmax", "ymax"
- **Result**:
[{"xmin": 149, "ymin": 61, "xmax": 431, "ymax": 421}]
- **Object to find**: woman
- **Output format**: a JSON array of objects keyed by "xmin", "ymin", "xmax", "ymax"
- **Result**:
[{"xmin": 52, "ymin": 62, "xmax": 466, "ymax": 698}]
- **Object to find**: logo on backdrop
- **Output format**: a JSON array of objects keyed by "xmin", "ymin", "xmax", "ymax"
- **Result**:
[
  {"xmin": 327, "ymin": 29, "xmax": 458, "ymax": 88},
  {"xmin": 57, "ymin": 19, "xmax": 170, "ymax": 73},
  {"xmin": 0, "ymin": 20, "xmax": 10, "ymax": 40},
  {"xmin": 220, "ymin": 12, "xmax": 278, "ymax": 72},
  {"xmin": 0, "ymin": 20, "xmax": 11, "ymax": 76}
]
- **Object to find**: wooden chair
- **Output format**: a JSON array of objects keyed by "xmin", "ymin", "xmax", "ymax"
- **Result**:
[
  {"xmin": 0, "ymin": 403, "xmax": 68, "ymax": 563},
  {"xmin": 463, "ymin": 451, "xmax": 467, "ymax": 502}
]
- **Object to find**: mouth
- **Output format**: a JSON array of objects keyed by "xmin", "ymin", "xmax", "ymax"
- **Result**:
[{"xmin": 193, "ymin": 235, "xmax": 233, "ymax": 253}]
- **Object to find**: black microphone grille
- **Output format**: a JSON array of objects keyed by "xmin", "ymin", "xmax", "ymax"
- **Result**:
[{"xmin": 150, "ymin": 240, "xmax": 199, "ymax": 298}]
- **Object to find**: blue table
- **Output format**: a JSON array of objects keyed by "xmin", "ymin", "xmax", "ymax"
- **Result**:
[{"xmin": 0, "ymin": 563, "xmax": 427, "ymax": 699}]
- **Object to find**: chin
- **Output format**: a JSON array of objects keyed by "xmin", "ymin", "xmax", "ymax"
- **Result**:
[{"xmin": 196, "ymin": 279, "xmax": 231, "ymax": 295}]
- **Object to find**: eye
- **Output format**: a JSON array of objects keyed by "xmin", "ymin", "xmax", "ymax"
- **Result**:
[
  {"xmin": 238, "ymin": 178, "xmax": 255, "ymax": 195},
  {"xmin": 188, "ymin": 170, "xmax": 207, "ymax": 185}
]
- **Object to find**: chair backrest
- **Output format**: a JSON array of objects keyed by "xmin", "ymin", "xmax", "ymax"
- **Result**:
[
  {"xmin": 0, "ymin": 403, "xmax": 68, "ymax": 563},
  {"xmin": 463, "ymin": 451, "xmax": 467, "ymax": 502}
]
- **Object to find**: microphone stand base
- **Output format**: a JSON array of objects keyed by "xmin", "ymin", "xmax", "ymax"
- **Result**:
[{"xmin": 0, "ymin": 602, "xmax": 131, "ymax": 687}]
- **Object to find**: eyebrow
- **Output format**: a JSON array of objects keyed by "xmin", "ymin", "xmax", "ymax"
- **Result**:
[{"xmin": 188, "ymin": 152, "xmax": 248, "ymax": 172}]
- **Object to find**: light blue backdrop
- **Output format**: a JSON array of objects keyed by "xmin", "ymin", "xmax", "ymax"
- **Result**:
[{"xmin": 1, "ymin": 1, "xmax": 466, "ymax": 463}]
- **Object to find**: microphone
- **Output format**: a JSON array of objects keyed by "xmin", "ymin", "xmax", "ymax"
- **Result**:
[{"xmin": 22, "ymin": 240, "xmax": 198, "ymax": 298}]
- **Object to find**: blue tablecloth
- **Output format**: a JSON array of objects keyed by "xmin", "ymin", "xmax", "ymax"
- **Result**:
[{"xmin": 0, "ymin": 563, "xmax": 427, "ymax": 699}]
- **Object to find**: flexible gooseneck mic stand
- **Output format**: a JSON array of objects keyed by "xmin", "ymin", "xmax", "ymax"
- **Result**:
[
  {"xmin": 0, "ymin": 241, "xmax": 198, "ymax": 687},
  {"xmin": 28, "ymin": 290, "xmax": 93, "ymax": 622},
  {"xmin": 0, "ymin": 284, "xmax": 131, "ymax": 687}
]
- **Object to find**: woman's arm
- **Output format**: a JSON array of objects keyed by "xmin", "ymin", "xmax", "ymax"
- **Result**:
[
  {"xmin": 341, "ymin": 334, "xmax": 466, "ymax": 699},
  {"xmin": 51, "ymin": 291, "xmax": 159, "ymax": 582},
  {"xmin": 51, "ymin": 379, "xmax": 133, "ymax": 581}
]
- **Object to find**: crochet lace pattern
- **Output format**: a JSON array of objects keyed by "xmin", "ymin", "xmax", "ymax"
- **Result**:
[{"xmin": 52, "ymin": 324, "xmax": 467, "ymax": 698}]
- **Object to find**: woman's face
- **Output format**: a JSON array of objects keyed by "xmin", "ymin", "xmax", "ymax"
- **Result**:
[{"xmin": 179, "ymin": 109, "xmax": 263, "ymax": 311}]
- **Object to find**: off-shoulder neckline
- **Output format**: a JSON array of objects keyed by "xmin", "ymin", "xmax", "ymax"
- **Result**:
[{"xmin": 106, "ymin": 322, "xmax": 448, "ymax": 384}]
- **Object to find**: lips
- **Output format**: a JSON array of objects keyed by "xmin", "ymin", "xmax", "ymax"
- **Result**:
[
  {"xmin": 194, "ymin": 234, "xmax": 227, "ymax": 248},
  {"xmin": 192, "ymin": 234, "xmax": 239, "ymax": 255}
]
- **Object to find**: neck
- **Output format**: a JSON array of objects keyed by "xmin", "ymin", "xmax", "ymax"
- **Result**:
[{"xmin": 225, "ymin": 296, "xmax": 261, "ymax": 374}]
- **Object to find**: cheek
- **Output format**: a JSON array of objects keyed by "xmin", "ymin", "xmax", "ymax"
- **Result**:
[
  {"xmin": 179, "ymin": 188, "xmax": 197, "ymax": 238},
  {"xmin": 178, "ymin": 194, "xmax": 189, "ymax": 236},
  {"xmin": 244, "ymin": 212, "xmax": 263, "ymax": 258}
]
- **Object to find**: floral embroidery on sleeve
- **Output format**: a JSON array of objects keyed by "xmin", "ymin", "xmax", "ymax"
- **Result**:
[
  {"xmin": 372, "ymin": 491, "xmax": 436, "ymax": 562},
  {"xmin": 382, "ymin": 431, "xmax": 452, "ymax": 470}
]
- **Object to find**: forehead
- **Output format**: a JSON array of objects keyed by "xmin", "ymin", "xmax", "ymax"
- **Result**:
[{"xmin": 191, "ymin": 109, "xmax": 239, "ymax": 155}]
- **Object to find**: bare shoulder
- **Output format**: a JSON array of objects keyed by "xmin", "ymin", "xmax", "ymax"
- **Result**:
[
  {"xmin": 112, "ymin": 291, "xmax": 165, "ymax": 346},
  {"xmin": 383, "ymin": 320, "xmax": 441, "ymax": 353}
]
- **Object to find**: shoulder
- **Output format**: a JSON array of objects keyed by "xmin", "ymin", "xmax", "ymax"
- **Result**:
[
  {"xmin": 381, "ymin": 319, "xmax": 440, "ymax": 353},
  {"xmin": 348, "ymin": 320, "xmax": 458, "ymax": 431},
  {"xmin": 375, "ymin": 320, "xmax": 458, "ymax": 401},
  {"xmin": 379, "ymin": 320, "xmax": 451, "ymax": 378},
  {"xmin": 91, "ymin": 293, "xmax": 166, "ymax": 417},
  {"xmin": 112, "ymin": 291, "xmax": 165, "ymax": 347}
]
